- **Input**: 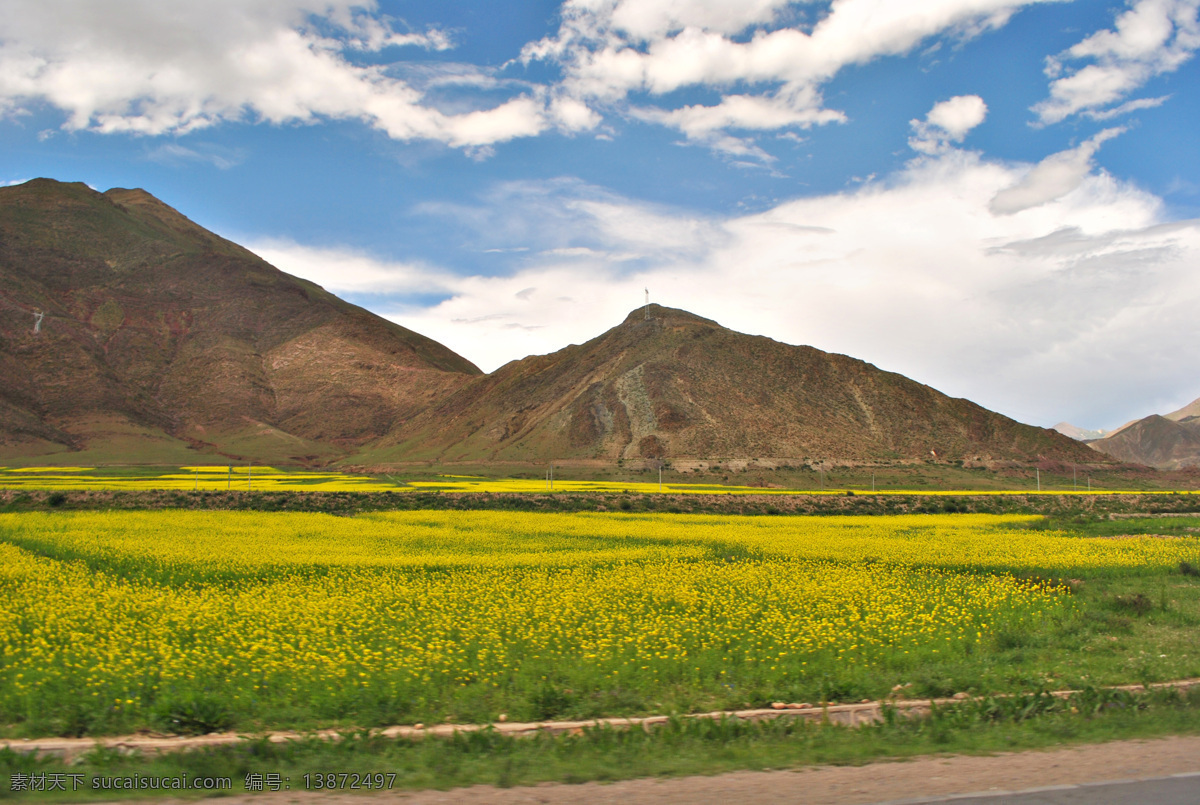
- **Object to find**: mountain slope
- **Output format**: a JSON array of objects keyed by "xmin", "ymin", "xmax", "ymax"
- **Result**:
[
  {"xmin": 0, "ymin": 178, "xmax": 481, "ymax": 462},
  {"xmin": 373, "ymin": 305, "xmax": 1102, "ymax": 464},
  {"xmin": 1084, "ymin": 394, "xmax": 1200, "ymax": 468},
  {"xmin": 1088, "ymin": 415, "xmax": 1200, "ymax": 470},
  {"xmin": 1165, "ymin": 396, "xmax": 1200, "ymax": 426}
]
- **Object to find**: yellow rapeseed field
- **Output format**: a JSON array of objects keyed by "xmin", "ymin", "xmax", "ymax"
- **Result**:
[
  {"xmin": 5, "ymin": 466, "xmax": 1191, "ymax": 495},
  {"xmin": 0, "ymin": 465, "xmax": 399, "ymax": 492},
  {"xmin": 0, "ymin": 511, "xmax": 1196, "ymax": 735}
]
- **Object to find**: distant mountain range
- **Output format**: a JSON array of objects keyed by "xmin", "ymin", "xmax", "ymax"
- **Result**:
[
  {"xmin": 1064, "ymin": 397, "xmax": 1200, "ymax": 470},
  {"xmin": 0, "ymin": 179, "xmax": 1105, "ymax": 468},
  {"xmin": 1053, "ymin": 422, "xmax": 1109, "ymax": 441}
]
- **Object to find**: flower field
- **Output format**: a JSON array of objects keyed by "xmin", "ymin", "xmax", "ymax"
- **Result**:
[
  {"xmin": 0, "ymin": 510, "xmax": 1197, "ymax": 737},
  {"xmin": 4, "ymin": 466, "xmax": 1192, "ymax": 495},
  {"xmin": 0, "ymin": 465, "xmax": 399, "ymax": 492}
]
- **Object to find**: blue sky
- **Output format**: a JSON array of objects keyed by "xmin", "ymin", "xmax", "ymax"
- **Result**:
[{"xmin": 2, "ymin": 0, "xmax": 1199, "ymax": 432}]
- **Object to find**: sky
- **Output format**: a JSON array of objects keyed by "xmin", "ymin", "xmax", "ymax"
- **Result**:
[{"xmin": 2, "ymin": 0, "xmax": 1199, "ymax": 432}]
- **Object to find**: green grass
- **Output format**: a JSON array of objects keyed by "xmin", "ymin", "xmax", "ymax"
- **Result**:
[
  {"xmin": 3, "ymin": 687, "xmax": 1199, "ymax": 802},
  {"xmin": 1034, "ymin": 512, "xmax": 1200, "ymax": 538}
]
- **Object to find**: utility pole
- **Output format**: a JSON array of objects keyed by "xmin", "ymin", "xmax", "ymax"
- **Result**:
[
  {"xmin": 227, "ymin": 464, "xmax": 232, "ymax": 491},
  {"xmin": 1036, "ymin": 468, "xmax": 1040, "ymax": 492},
  {"xmin": 658, "ymin": 460, "xmax": 662, "ymax": 493},
  {"xmin": 644, "ymin": 288, "xmax": 650, "ymax": 320}
]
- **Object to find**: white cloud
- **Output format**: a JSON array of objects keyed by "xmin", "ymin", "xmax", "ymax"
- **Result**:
[
  {"xmin": 608, "ymin": 0, "xmax": 795, "ymax": 41},
  {"xmin": 0, "ymin": 0, "xmax": 561, "ymax": 148},
  {"xmin": 526, "ymin": 0, "xmax": 1057, "ymax": 146},
  {"xmin": 145, "ymin": 142, "xmax": 245, "ymax": 170},
  {"xmin": 909, "ymin": 94, "xmax": 988, "ymax": 154},
  {"xmin": 380, "ymin": 147, "xmax": 1197, "ymax": 429},
  {"xmin": 640, "ymin": 93, "xmax": 845, "ymax": 138},
  {"xmin": 0, "ymin": 0, "xmax": 1103, "ymax": 153},
  {"xmin": 246, "ymin": 239, "xmax": 455, "ymax": 295},
  {"xmin": 989, "ymin": 127, "xmax": 1124, "ymax": 214},
  {"xmin": 549, "ymin": 94, "xmax": 603, "ymax": 131},
  {"xmin": 1033, "ymin": 0, "xmax": 1200, "ymax": 124},
  {"xmin": 413, "ymin": 177, "xmax": 726, "ymax": 264},
  {"xmin": 1083, "ymin": 93, "xmax": 1170, "ymax": 119}
]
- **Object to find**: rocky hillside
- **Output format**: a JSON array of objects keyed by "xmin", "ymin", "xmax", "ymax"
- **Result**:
[
  {"xmin": 373, "ymin": 305, "xmax": 1102, "ymax": 465},
  {"xmin": 1088, "ymin": 395, "xmax": 1200, "ymax": 469},
  {"xmin": 1088, "ymin": 416, "xmax": 1200, "ymax": 470},
  {"xmin": 0, "ymin": 179, "xmax": 480, "ymax": 463}
]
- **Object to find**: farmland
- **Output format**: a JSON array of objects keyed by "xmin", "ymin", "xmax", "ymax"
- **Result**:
[
  {"xmin": 1, "ymin": 510, "xmax": 1198, "ymax": 739},
  {"xmin": 4, "ymin": 464, "xmax": 1199, "ymax": 496},
  {"xmin": 0, "ymin": 466, "xmax": 400, "ymax": 493}
]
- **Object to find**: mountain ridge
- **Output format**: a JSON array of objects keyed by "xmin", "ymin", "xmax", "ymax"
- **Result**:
[
  {"xmin": 0, "ymin": 178, "xmax": 480, "ymax": 463},
  {"xmin": 1087, "ymin": 394, "xmax": 1200, "ymax": 469},
  {"xmin": 0, "ymin": 179, "xmax": 1117, "ymax": 469},
  {"xmin": 370, "ymin": 303, "xmax": 1101, "ymax": 465}
]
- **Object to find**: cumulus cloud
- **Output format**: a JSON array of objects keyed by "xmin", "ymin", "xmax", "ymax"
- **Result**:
[
  {"xmin": 524, "ymin": 0, "xmax": 1055, "ymax": 154},
  {"xmin": 0, "ymin": 0, "xmax": 563, "ymax": 148},
  {"xmin": 0, "ymin": 0, "xmax": 1104, "ymax": 154},
  {"xmin": 989, "ymin": 127, "xmax": 1124, "ymax": 214},
  {"xmin": 909, "ymin": 94, "xmax": 988, "ymax": 154},
  {"xmin": 375, "ymin": 148, "xmax": 1196, "ymax": 429},
  {"xmin": 607, "ymin": 0, "xmax": 795, "ymax": 40},
  {"xmin": 1033, "ymin": 0, "xmax": 1200, "ymax": 124}
]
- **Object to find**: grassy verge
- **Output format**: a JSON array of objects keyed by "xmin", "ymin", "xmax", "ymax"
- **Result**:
[{"xmin": 3, "ymin": 687, "xmax": 1199, "ymax": 802}]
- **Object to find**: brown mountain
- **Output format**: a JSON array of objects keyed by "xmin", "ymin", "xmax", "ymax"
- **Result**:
[
  {"xmin": 0, "ymin": 178, "xmax": 480, "ymax": 463},
  {"xmin": 1165, "ymin": 396, "xmax": 1200, "ymax": 426},
  {"xmin": 1089, "ymin": 395, "xmax": 1200, "ymax": 469},
  {"xmin": 370, "ymin": 305, "xmax": 1102, "ymax": 465}
]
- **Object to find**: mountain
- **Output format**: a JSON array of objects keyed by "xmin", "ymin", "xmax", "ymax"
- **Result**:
[
  {"xmin": 1087, "ymin": 394, "xmax": 1200, "ymax": 469},
  {"xmin": 1165, "ymin": 396, "xmax": 1200, "ymax": 425},
  {"xmin": 0, "ymin": 178, "xmax": 480, "ymax": 463},
  {"xmin": 370, "ymin": 305, "xmax": 1103, "ymax": 465},
  {"xmin": 1088, "ymin": 415, "xmax": 1200, "ymax": 470},
  {"xmin": 1053, "ymin": 422, "xmax": 1108, "ymax": 441}
]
